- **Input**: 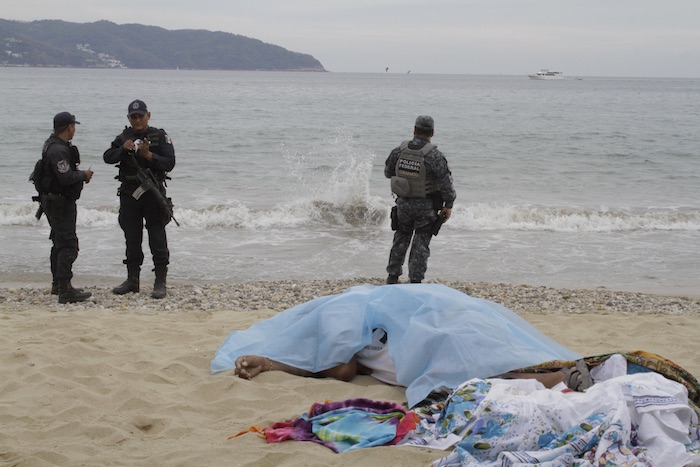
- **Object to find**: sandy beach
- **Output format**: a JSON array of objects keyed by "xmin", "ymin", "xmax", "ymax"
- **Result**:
[{"xmin": 1, "ymin": 278, "xmax": 699, "ymax": 466}]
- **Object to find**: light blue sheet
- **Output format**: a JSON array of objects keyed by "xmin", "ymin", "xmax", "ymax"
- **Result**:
[{"xmin": 211, "ymin": 284, "xmax": 581, "ymax": 407}]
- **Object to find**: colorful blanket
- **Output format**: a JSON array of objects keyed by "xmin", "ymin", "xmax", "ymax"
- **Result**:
[
  {"xmin": 229, "ymin": 352, "xmax": 700, "ymax": 465},
  {"xmin": 405, "ymin": 374, "xmax": 700, "ymax": 466},
  {"xmin": 510, "ymin": 350, "xmax": 700, "ymax": 413},
  {"xmin": 232, "ymin": 398, "xmax": 417, "ymax": 453}
]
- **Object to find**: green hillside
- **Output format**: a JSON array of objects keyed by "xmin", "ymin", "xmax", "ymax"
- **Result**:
[{"xmin": 0, "ymin": 19, "xmax": 326, "ymax": 71}]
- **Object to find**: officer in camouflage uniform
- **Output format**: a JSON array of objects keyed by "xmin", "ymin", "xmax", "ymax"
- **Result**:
[
  {"xmin": 104, "ymin": 100, "xmax": 175, "ymax": 299},
  {"xmin": 384, "ymin": 115, "xmax": 456, "ymax": 284},
  {"xmin": 41, "ymin": 112, "xmax": 94, "ymax": 303}
]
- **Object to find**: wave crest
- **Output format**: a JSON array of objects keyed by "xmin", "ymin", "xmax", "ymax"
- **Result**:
[
  {"xmin": 458, "ymin": 203, "xmax": 700, "ymax": 232},
  {"xmin": 3, "ymin": 202, "xmax": 697, "ymax": 232}
]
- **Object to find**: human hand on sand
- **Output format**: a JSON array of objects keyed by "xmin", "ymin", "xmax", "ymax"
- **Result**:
[{"xmin": 234, "ymin": 355, "xmax": 272, "ymax": 379}]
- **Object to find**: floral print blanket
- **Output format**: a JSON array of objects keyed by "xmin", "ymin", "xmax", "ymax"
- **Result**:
[{"xmin": 404, "ymin": 373, "xmax": 700, "ymax": 466}]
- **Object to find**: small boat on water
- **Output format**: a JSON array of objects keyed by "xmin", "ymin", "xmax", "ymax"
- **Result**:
[{"xmin": 528, "ymin": 69, "xmax": 564, "ymax": 80}]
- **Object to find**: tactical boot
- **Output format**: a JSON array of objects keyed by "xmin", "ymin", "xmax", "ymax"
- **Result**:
[
  {"xmin": 58, "ymin": 280, "xmax": 92, "ymax": 304},
  {"xmin": 386, "ymin": 275, "xmax": 399, "ymax": 285},
  {"xmin": 151, "ymin": 265, "xmax": 167, "ymax": 299},
  {"xmin": 112, "ymin": 265, "xmax": 140, "ymax": 295},
  {"xmin": 52, "ymin": 280, "xmax": 84, "ymax": 295}
]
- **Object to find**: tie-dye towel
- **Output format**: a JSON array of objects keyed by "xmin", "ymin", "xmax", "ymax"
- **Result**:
[{"xmin": 233, "ymin": 398, "xmax": 417, "ymax": 453}]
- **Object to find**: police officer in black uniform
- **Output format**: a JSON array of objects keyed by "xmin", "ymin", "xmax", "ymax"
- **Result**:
[
  {"xmin": 41, "ymin": 112, "xmax": 94, "ymax": 303},
  {"xmin": 103, "ymin": 100, "xmax": 176, "ymax": 299},
  {"xmin": 384, "ymin": 115, "xmax": 456, "ymax": 284}
]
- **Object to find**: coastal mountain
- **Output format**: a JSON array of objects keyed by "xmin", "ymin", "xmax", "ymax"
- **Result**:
[{"xmin": 0, "ymin": 19, "xmax": 326, "ymax": 71}]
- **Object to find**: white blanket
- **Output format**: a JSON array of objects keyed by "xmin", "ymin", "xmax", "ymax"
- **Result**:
[{"xmin": 403, "ymin": 372, "xmax": 700, "ymax": 466}]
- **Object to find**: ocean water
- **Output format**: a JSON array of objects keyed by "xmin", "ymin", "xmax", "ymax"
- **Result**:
[{"xmin": 1, "ymin": 68, "xmax": 698, "ymax": 295}]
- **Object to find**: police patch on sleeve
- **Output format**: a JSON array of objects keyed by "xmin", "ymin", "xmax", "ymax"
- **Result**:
[{"xmin": 57, "ymin": 160, "xmax": 70, "ymax": 174}]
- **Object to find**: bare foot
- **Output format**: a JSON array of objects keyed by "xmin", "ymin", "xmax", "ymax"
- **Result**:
[{"xmin": 234, "ymin": 355, "xmax": 269, "ymax": 379}]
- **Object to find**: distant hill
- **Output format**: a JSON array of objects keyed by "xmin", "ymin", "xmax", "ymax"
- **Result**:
[{"xmin": 0, "ymin": 19, "xmax": 326, "ymax": 71}]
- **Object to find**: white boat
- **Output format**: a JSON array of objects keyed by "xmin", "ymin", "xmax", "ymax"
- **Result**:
[{"xmin": 528, "ymin": 69, "xmax": 564, "ymax": 80}]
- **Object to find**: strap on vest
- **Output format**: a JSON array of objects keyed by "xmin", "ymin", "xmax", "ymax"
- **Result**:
[{"xmin": 399, "ymin": 140, "xmax": 435, "ymax": 155}]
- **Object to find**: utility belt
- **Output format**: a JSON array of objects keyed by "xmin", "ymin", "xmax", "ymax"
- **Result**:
[
  {"xmin": 392, "ymin": 192, "xmax": 442, "ymax": 207},
  {"xmin": 40, "ymin": 193, "xmax": 70, "ymax": 219},
  {"xmin": 390, "ymin": 194, "xmax": 445, "ymax": 236},
  {"xmin": 117, "ymin": 173, "xmax": 166, "ymax": 193},
  {"xmin": 390, "ymin": 207, "xmax": 444, "ymax": 236},
  {"xmin": 116, "ymin": 174, "xmax": 178, "ymax": 226},
  {"xmin": 117, "ymin": 175, "xmax": 164, "ymax": 197},
  {"xmin": 117, "ymin": 176, "xmax": 140, "ymax": 197}
]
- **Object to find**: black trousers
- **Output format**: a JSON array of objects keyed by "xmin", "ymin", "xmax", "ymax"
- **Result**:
[
  {"xmin": 118, "ymin": 190, "xmax": 170, "ymax": 268},
  {"xmin": 47, "ymin": 199, "xmax": 79, "ymax": 282}
]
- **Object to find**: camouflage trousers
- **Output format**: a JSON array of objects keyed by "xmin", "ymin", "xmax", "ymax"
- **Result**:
[{"xmin": 386, "ymin": 199, "xmax": 439, "ymax": 283}]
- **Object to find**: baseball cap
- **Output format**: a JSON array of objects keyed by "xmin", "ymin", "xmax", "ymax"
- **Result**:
[
  {"xmin": 53, "ymin": 112, "xmax": 80, "ymax": 128},
  {"xmin": 415, "ymin": 115, "xmax": 434, "ymax": 131},
  {"xmin": 128, "ymin": 99, "xmax": 148, "ymax": 115}
]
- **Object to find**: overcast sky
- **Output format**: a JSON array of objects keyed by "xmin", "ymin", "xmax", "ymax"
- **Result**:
[{"xmin": 4, "ymin": 0, "xmax": 700, "ymax": 77}]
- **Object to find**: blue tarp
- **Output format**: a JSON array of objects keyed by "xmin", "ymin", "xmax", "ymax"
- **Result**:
[{"xmin": 211, "ymin": 284, "xmax": 581, "ymax": 407}]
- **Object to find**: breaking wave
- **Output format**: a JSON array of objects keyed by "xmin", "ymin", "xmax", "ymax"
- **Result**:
[
  {"xmin": 455, "ymin": 203, "xmax": 700, "ymax": 232},
  {"xmin": 3, "ymin": 201, "xmax": 698, "ymax": 232}
]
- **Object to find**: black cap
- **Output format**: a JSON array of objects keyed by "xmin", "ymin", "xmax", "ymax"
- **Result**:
[
  {"xmin": 53, "ymin": 112, "xmax": 80, "ymax": 128},
  {"xmin": 128, "ymin": 99, "xmax": 148, "ymax": 115},
  {"xmin": 415, "ymin": 115, "xmax": 434, "ymax": 131}
]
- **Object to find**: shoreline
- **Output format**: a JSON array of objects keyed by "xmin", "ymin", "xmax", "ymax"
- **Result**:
[
  {"xmin": 2, "ymin": 277, "xmax": 699, "ymax": 315},
  {"xmin": 2, "ymin": 272, "xmax": 699, "ymax": 300}
]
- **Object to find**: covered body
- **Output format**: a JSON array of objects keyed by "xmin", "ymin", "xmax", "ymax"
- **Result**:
[{"xmin": 211, "ymin": 284, "xmax": 581, "ymax": 407}]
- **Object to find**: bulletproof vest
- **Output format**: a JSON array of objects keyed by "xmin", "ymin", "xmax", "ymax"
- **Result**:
[
  {"xmin": 37, "ymin": 139, "xmax": 59, "ymax": 194},
  {"xmin": 391, "ymin": 141, "xmax": 437, "ymax": 198},
  {"xmin": 39, "ymin": 137, "xmax": 82, "ymax": 198},
  {"xmin": 121, "ymin": 127, "xmax": 163, "ymax": 152},
  {"xmin": 118, "ymin": 127, "xmax": 166, "ymax": 182}
]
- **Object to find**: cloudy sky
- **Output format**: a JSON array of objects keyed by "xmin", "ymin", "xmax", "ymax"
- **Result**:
[{"xmin": 4, "ymin": 0, "xmax": 700, "ymax": 77}]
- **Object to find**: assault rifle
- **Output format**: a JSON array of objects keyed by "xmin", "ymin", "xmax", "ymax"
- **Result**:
[{"xmin": 127, "ymin": 141, "xmax": 180, "ymax": 226}]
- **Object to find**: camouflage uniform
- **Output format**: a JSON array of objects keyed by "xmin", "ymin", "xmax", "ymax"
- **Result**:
[{"xmin": 384, "ymin": 127, "xmax": 456, "ymax": 283}]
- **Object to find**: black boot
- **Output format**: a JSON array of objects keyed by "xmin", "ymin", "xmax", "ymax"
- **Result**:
[
  {"xmin": 113, "ymin": 265, "xmax": 140, "ymax": 295},
  {"xmin": 152, "ymin": 265, "xmax": 167, "ymax": 299},
  {"xmin": 52, "ymin": 280, "xmax": 83, "ymax": 295},
  {"xmin": 58, "ymin": 280, "xmax": 92, "ymax": 304}
]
